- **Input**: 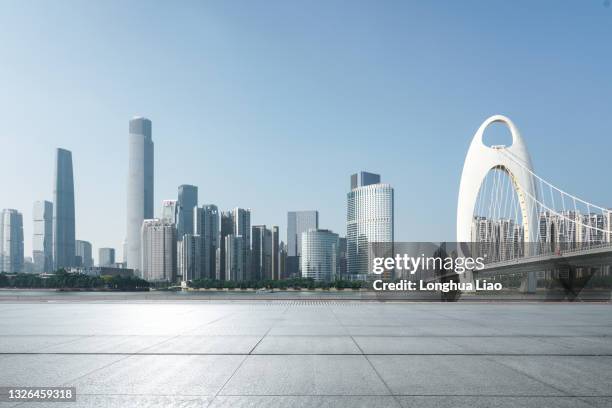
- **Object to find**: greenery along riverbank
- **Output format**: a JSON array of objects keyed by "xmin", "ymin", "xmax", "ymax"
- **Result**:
[
  {"xmin": 0, "ymin": 270, "xmax": 150, "ymax": 291},
  {"xmin": 188, "ymin": 277, "xmax": 366, "ymax": 290}
]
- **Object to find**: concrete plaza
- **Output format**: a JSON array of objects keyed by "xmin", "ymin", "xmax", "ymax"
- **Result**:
[{"xmin": 0, "ymin": 300, "xmax": 611, "ymax": 407}]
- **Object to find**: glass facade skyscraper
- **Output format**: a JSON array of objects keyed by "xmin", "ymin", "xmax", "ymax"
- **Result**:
[
  {"xmin": 287, "ymin": 211, "xmax": 319, "ymax": 257},
  {"xmin": 177, "ymin": 184, "xmax": 198, "ymax": 238},
  {"xmin": 75, "ymin": 240, "xmax": 93, "ymax": 267},
  {"xmin": 346, "ymin": 172, "xmax": 394, "ymax": 279},
  {"xmin": 126, "ymin": 117, "xmax": 154, "ymax": 274},
  {"xmin": 301, "ymin": 229, "xmax": 339, "ymax": 282},
  {"xmin": 32, "ymin": 200, "xmax": 53, "ymax": 273},
  {"xmin": 0, "ymin": 209, "xmax": 24, "ymax": 273},
  {"xmin": 194, "ymin": 204, "xmax": 219, "ymax": 279},
  {"xmin": 98, "ymin": 247, "xmax": 116, "ymax": 267},
  {"xmin": 53, "ymin": 148, "xmax": 76, "ymax": 270}
]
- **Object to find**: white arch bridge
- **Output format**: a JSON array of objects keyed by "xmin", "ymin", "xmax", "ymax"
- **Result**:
[{"xmin": 456, "ymin": 115, "xmax": 612, "ymax": 293}]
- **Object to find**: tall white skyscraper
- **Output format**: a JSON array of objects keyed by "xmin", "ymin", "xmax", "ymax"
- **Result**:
[
  {"xmin": 32, "ymin": 200, "xmax": 53, "ymax": 273},
  {"xmin": 346, "ymin": 171, "xmax": 394, "ymax": 278},
  {"xmin": 53, "ymin": 148, "xmax": 75, "ymax": 270},
  {"xmin": 160, "ymin": 200, "xmax": 179, "ymax": 224},
  {"xmin": 141, "ymin": 219, "xmax": 176, "ymax": 282},
  {"xmin": 126, "ymin": 117, "xmax": 154, "ymax": 274},
  {"xmin": 1, "ymin": 209, "xmax": 24, "ymax": 273}
]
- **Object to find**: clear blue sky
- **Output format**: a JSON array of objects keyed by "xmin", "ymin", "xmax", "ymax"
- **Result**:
[{"xmin": 1, "ymin": 0, "xmax": 611, "ymax": 261}]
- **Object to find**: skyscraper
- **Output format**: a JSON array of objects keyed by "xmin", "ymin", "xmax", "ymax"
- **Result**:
[
  {"xmin": 160, "ymin": 200, "xmax": 179, "ymax": 224},
  {"xmin": 232, "ymin": 208, "xmax": 251, "ymax": 280},
  {"xmin": 194, "ymin": 205, "xmax": 219, "ymax": 279},
  {"xmin": 252, "ymin": 225, "xmax": 272, "ymax": 281},
  {"xmin": 126, "ymin": 117, "xmax": 154, "ymax": 273},
  {"xmin": 218, "ymin": 211, "xmax": 233, "ymax": 281},
  {"xmin": 347, "ymin": 172, "xmax": 393, "ymax": 279},
  {"xmin": 177, "ymin": 185, "xmax": 198, "ymax": 238},
  {"xmin": 177, "ymin": 234, "xmax": 202, "ymax": 281},
  {"xmin": 0, "ymin": 209, "xmax": 24, "ymax": 273},
  {"xmin": 75, "ymin": 240, "xmax": 93, "ymax": 267},
  {"xmin": 301, "ymin": 229, "xmax": 339, "ymax": 282},
  {"xmin": 32, "ymin": 200, "xmax": 53, "ymax": 273},
  {"xmin": 53, "ymin": 148, "xmax": 75, "ymax": 270},
  {"xmin": 224, "ymin": 234, "xmax": 244, "ymax": 281},
  {"xmin": 98, "ymin": 247, "xmax": 116, "ymax": 266},
  {"xmin": 141, "ymin": 219, "xmax": 176, "ymax": 282},
  {"xmin": 286, "ymin": 210, "xmax": 318, "ymax": 277}
]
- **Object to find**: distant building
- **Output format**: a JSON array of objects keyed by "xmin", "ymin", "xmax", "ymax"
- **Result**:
[
  {"xmin": 279, "ymin": 241, "xmax": 287, "ymax": 279},
  {"xmin": 32, "ymin": 200, "xmax": 53, "ymax": 273},
  {"xmin": 271, "ymin": 226, "xmax": 280, "ymax": 280},
  {"xmin": 53, "ymin": 148, "xmax": 76, "ymax": 269},
  {"xmin": 177, "ymin": 234, "xmax": 202, "ymax": 281},
  {"xmin": 141, "ymin": 219, "xmax": 176, "ymax": 282},
  {"xmin": 218, "ymin": 211, "xmax": 234, "ymax": 281},
  {"xmin": 98, "ymin": 247, "xmax": 116, "ymax": 267},
  {"xmin": 67, "ymin": 266, "xmax": 134, "ymax": 277},
  {"xmin": 75, "ymin": 240, "xmax": 93, "ymax": 267},
  {"xmin": 301, "ymin": 229, "xmax": 339, "ymax": 282},
  {"xmin": 177, "ymin": 185, "xmax": 198, "ymax": 238},
  {"xmin": 126, "ymin": 117, "xmax": 154, "ymax": 274},
  {"xmin": 346, "ymin": 172, "xmax": 393, "ymax": 279},
  {"xmin": 160, "ymin": 200, "xmax": 179, "ymax": 225},
  {"xmin": 338, "ymin": 237, "xmax": 347, "ymax": 278},
  {"xmin": 232, "ymin": 208, "xmax": 251, "ymax": 280},
  {"xmin": 194, "ymin": 205, "xmax": 219, "ymax": 279},
  {"xmin": 287, "ymin": 210, "xmax": 318, "ymax": 277},
  {"xmin": 252, "ymin": 225, "xmax": 272, "ymax": 281},
  {"xmin": 225, "ymin": 234, "xmax": 244, "ymax": 281},
  {"xmin": 0, "ymin": 209, "xmax": 24, "ymax": 273}
]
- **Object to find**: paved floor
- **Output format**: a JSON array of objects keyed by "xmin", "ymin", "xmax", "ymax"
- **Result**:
[{"xmin": 0, "ymin": 301, "xmax": 611, "ymax": 407}]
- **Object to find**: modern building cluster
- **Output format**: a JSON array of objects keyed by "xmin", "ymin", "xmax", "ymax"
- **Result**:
[{"xmin": 1, "ymin": 117, "xmax": 396, "ymax": 284}]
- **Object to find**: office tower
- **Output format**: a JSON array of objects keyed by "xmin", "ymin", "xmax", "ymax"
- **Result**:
[
  {"xmin": 301, "ymin": 229, "xmax": 339, "ymax": 282},
  {"xmin": 194, "ymin": 205, "xmax": 219, "ymax": 279},
  {"xmin": 177, "ymin": 185, "xmax": 197, "ymax": 238},
  {"xmin": 224, "ymin": 234, "xmax": 244, "ymax": 281},
  {"xmin": 218, "ymin": 211, "xmax": 233, "ymax": 280},
  {"xmin": 53, "ymin": 148, "xmax": 76, "ymax": 270},
  {"xmin": 126, "ymin": 117, "xmax": 154, "ymax": 273},
  {"xmin": 141, "ymin": 219, "xmax": 176, "ymax": 282},
  {"xmin": 75, "ymin": 240, "xmax": 93, "ymax": 267},
  {"xmin": 98, "ymin": 247, "xmax": 116, "ymax": 267},
  {"xmin": 351, "ymin": 171, "xmax": 381, "ymax": 190},
  {"xmin": 0, "ymin": 209, "xmax": 24, "ymax": 273},
  {"xmin": 286, "ymin": 210, "xmax": 319, "ymax": 277},
  {"xmin": 177, "ymin": 234, "xmax": 202, "ymax": 281},
  {"xmin": 232, "ymin": 208, "xmax": 251, "ymax": 280},
  {"xmin": 32, "ymin": 200, "xmax": 53, "ymax": 273},
  {"xmin": 271, "ymin": 226, "xmax": 280, "ymax": 280},
  {"xmin": 346, "ymin": 172, "xmax": 393, "ymax": 278},
  {"xmin": 161, "ymin": 200, "xmax": 179, "ymax": 224},
  {"xmin": 252, "ymin": 225, "xmax": 272, "ymax": 281}
]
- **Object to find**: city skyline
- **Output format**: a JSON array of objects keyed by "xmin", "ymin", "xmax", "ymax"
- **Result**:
[{"xmin": 1, "ymin": 1, "xmax": 612, "ymax": 259}]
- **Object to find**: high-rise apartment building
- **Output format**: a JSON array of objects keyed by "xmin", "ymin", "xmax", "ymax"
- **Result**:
[
  {"xmin": 98, "ymin": 247, "xmax": 116, "ymax": 267},
  {"xmin": 177, "ymin": 185, "xmax": 197, "ymax": 238},
  {"xmin": 346, "ymin": 172, "xmax": 394, "ymax": 279},
  {"xmin": 177, "ymin": 234, "xmax": 202, "ymax": 281},
  {"xmin": 271, "ymin": 226, "xmax": 280, "ymax": 280},
  {"xmin": 232, "ymin": 208, "xmax": 251, "ymax": 281},
  {"xmin": 53, "ymin": 148, "xmax": 76, "ymax": 269},
  {"xmin": 32, "ymin": 200, "xmax": 53, "ymax": 273},
  {"xmin": 301, "ymin": 229, "xmax": 339, "ymax": 282},
  {"xmin": 126, "ymin": 117, "xmax": 154, "ymax": 273},
  {"xmin": 161, "ymin": 200, "xmax": 179, "ymax": 225},
  {"xmin": 75, "ymin": 240, "xmax": 93, "ymax": 267},
  {"xmin": 0, "ymin": 209, "xmax": 24, "ymax": 273},
  {"xmin": 194, "ymin": 205, "xmax": 219, "ymax": 279},
  {"xmin": 141, "ymin": 219, "xmax": 176, "ymax": 282}
]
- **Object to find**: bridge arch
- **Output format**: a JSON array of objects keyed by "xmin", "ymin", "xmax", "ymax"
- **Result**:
[{"xmin": 457, "ymin": 115, "xmax": 539, "ymax": 246}]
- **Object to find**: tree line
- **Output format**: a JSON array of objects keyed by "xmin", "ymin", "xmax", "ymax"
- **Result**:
[{"xmin": 0, "ymin": 270, "xmax": 150, "ymax": 291}]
